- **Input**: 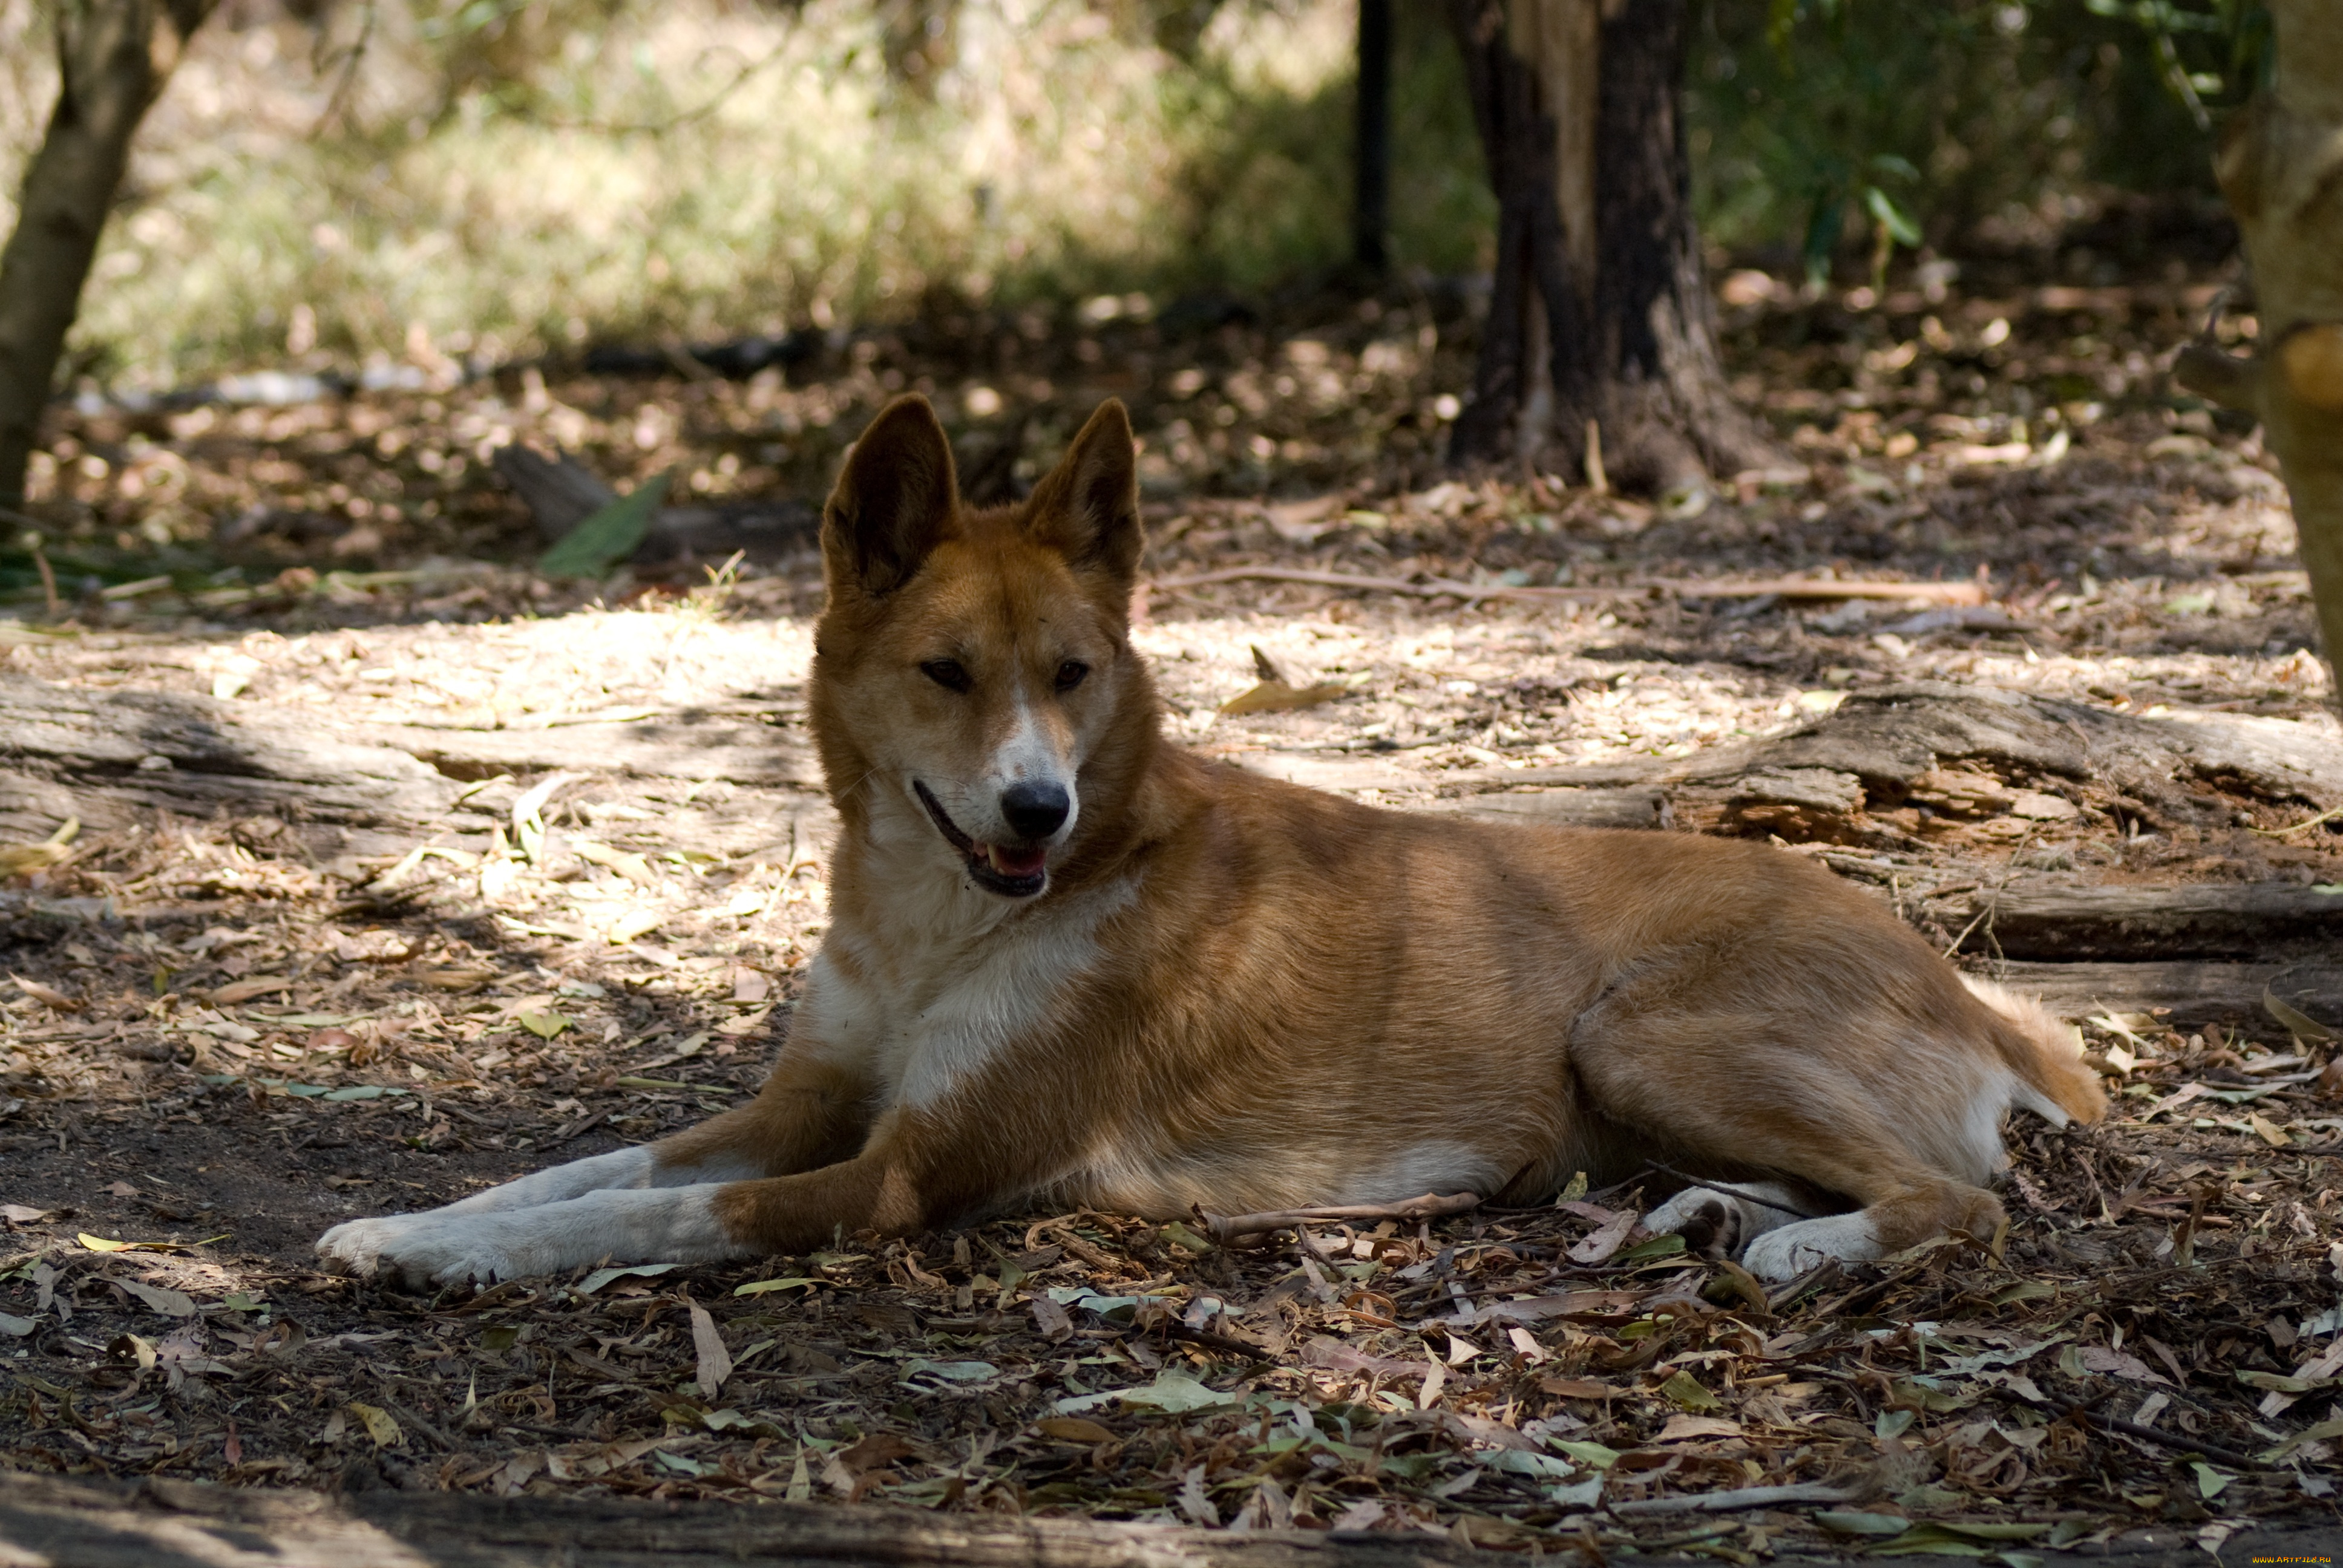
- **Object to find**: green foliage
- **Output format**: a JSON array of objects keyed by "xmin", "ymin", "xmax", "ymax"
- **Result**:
[
  {"xmin": 2079, "ymin": 0, "xmax": 2272, "ymax": 126},
  {"xmin": 1693, "ymin": 0, "xmax": 2248, "ymax": 276},
  {"xmin": 538, "ymin": 471, "xmax": 670, "ymax": 580}
]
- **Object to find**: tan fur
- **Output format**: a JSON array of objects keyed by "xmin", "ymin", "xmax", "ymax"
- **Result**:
[{"xmin": 315, "ymin": 394, "xmax": 2105, "ymax": 1287}]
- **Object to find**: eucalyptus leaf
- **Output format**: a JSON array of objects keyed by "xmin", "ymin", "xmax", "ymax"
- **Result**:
[{"xmin": 539, "ymin": 471, "xmax": 671, "ymax": 579}]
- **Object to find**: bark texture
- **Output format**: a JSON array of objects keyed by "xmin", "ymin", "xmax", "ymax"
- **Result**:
[
  {"xmin": 0, "ymin": 0, "xmax": 218, "ymax": 510},
  {"xmin": 1955, "ymin": 883, "xmax": 2343, "ymax": 962},
  {"xmin": 2174, "ymin": 0, "xmax": 2343, "ymax": 704},
  {"xmin": 1443, "ymin": 0, "xmax": 1773, "ymax": 492},
  {"xmin": 2, "ymin": 1473, "xmax": 2336, "ymax": 1568}
]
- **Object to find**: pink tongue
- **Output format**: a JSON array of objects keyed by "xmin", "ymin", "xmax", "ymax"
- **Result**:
[{"xmin": 986, "ymin": 844, "xmax": 1047, "ymax": 877}]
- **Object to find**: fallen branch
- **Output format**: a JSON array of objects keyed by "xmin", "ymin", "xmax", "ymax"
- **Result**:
[
  {"xmin": 1152, "ymin": 566, "xmax": 1606, "ymax": 601},
  {"xmin": 1996, "ymin": 959, "xmax": 2343, "ymax": 1029},
  {"xmin": 1198, "ymin": 1192, "xmax": 1483, "ymax": 1244},
  {"xmin": 1610, "ymin": 1481, "xmax": 1860, "ymax": 1517},
  {"xmin": 1147, "ymin": 566, "xmax": 1986, "ymax": 606},
  {"xmin": 1657, "ymin": 576, "xmax": 1985, "ymax": 604},
  {"xmin": 1965, "ymin": 882, "xmax": 2343, "ymax": 961},
  {"xmin": 1982, "ymin": 1384, "xmax": 2274, "ymax": 1471}
]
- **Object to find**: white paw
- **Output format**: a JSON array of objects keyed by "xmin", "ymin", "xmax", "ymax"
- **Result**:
[
  {"xmin": 1645, "ymin": 1187, "xmax": 1744, "ymax": 1256},
  {"xmin": 315, "ymin": 1214, "xmax": 520, "ymax": 1289},
  {"xmin": 1740, "ymin": 1212, "xmax": 1880, "ymax": 1282},
  {"xmin": 1646, "ymin": 1183, "xmax": 1806, "ymax": 1258}
]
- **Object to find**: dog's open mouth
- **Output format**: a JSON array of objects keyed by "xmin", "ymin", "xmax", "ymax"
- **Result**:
[{"xmin": 913, "ymin": 782, "xmax": 1049, "ymax": 897}]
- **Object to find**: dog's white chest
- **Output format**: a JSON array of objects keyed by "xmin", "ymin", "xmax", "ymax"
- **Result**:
[{"xmin": 795, "ymin": 875, "xmax": 1134, "ymax": 1107}]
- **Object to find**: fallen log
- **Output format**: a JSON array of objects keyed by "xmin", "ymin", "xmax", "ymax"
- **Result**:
[
  {"xmin": 1995, "ymin": 959, "xmax": 2343, "ymax": 1030},
  {"xmin": 0, "ymin": 674, "xmax": 459, "ymax": 867},
  {"xmin": 356, "ymin": 717, "xmax": 824, "ymax": 788},
  {"xmin": 491, "ymin": 444, "xmax": 819, "ymax": 569},
  {"xmin": 1, "ymin": 1472, "xmax": 1486, "ymax": 1568},
  {"xmin": 1441, "ymin": 684, "xmax": 2343, "ymax": 844},
  {"xmin": 1442, "ymin": 787, "xmax": 1673, "ymax": 831},
  {"xmin": 1, "ymin": 1470, "xmax": 2335, "ymax": 1568},
  {"xmin": 1958, "ymin": 883, "xmax": 2343, "ymax": 961}
]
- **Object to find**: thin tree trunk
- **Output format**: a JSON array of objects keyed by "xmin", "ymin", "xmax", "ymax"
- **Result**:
[
  {"xmin": 1355, "ymin": 0, "xmax": 1392, "ymax": 275},
  {"xmin": 0, "ymin": 0, "xmax": 217, "ymax": 511},
  {"xmin": 2175, "ymin": 0, "xmax": 2343, "ymax": 707},
  {"xmin": 1443, "ymin": 0, "xmax": 1774, "ymax": 494}
]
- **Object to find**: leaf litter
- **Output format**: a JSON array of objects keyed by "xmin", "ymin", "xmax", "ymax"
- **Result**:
[{"xmin": 0, "ymin": 260, "xmax": 2339, "ymax": 1556}]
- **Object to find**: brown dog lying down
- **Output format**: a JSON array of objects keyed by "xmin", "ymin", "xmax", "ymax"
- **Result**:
[{"xmin": 318, "ymin": 395, "xmax": 2105, "ymax": 1289}]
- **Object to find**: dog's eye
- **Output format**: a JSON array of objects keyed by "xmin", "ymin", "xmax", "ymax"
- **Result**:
[
  {"xmin": 1055, "ymin": 660, "xmax": 1089, "ymax": 692},
  {"xmin": 920, "ymin": 660, "xmax": 972, "ymax": 693}
]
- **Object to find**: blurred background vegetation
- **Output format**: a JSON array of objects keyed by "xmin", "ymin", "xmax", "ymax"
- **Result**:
[{"xmin": 0, "ymin": 0, "xmax": 2263, "ymax": 396}]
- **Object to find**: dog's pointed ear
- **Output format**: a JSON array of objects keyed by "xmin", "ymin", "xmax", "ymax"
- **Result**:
[
  {"xmin": 822, "ymin": 395, "xmax": 959, "ymax": 598},
  {"xmin": 1023, "ymin": 399, "xmax": 1143, "ymax": 592}
]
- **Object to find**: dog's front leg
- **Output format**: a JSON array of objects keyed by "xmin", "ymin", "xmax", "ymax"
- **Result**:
[
  {"xmin": 316, "ymin": 1053, "xmax": 877, "ymax": 1282},
  {"xmin": 312, "ymin": 1106, "xmax": 977, "ymax": 1289}
]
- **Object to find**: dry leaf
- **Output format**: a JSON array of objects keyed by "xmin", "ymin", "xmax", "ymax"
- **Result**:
[
  {"xmin": 8, "ymin": 973, "xmax": 80, "ymax": 1011},
  {"xmin": 689, "ymin": 1301, "xmax": 733, "ymax": 1398},
  {"xmin": 2266, "ymin": 986, "xmax": 2337, "ymax": 1044},
  {"xmin": 116, "ymin": 1278, "xmax": 197, "ymax": 1317},
  {"xmin": 1566, "ymin": 1209, "xmax": 1637, "ymax": 1265},
  {"xmin": 605, "ymin": 908, "xmax": 663, "ymax": 944},
  {"xmin": 1659, "ymin": 1368, "xmax": 1721, "ymax": 1410},
  {"xmin": 1035, "ymin": 1416, "xmax": 1115, "ymax": 1443},
  {"xmin": 1419, "ymin": 1355, "xmax": 1447, "ymax": 1408},
  {"xmin": 0, "ymin": 817, "xmax": 78, "ymax": 879},
  {"xmin": 1219, "ymin": 679, "xmax": 1348, "ymax": 717},
  {"xmin": 835, "ymin": 1432, "xmax": 918, "ymax": 1475},
  {"xmin": 347, "ymin": 1402, "xmax": 404, "ymax": 1448},
  {"xmin": 208, "ymin": 975, "xmax": 292, "ymax": 1005},
  {"xmin": 576, "ymin": 839, "xmax": 658, "ymax": 886}
]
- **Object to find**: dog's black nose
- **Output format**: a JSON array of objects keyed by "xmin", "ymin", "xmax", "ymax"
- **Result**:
[{"xmin": 1000, "ymin": 781, "xmax": 1070, "ymax": 841}]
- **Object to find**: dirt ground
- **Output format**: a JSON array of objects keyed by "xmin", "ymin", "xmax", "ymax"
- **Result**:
[{"xmin": 3, "ymin": 265, "xmax": 2342, "ymax": 1559}]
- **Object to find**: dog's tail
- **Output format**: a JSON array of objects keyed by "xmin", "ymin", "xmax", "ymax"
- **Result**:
[{"xmin": 1961, "ymin": 974, "xmax": 2109, "ymax": 1126}]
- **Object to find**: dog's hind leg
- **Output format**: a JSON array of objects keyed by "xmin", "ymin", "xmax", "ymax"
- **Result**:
[{"xmin": 1568, "ymin": 955, "xmax": 2014, "ymax": 1282}]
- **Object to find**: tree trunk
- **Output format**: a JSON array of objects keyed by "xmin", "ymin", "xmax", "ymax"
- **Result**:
[
  {"xmin": 1355, "ymin": 0, "xmax": 1392, "ymax": 276},
  {"xmin": 1442, "ymin": 0, "xmax": 1774, "ymax": 495},
  {"xmin": 0, "ymin": 0, "xmax": 217, "ymax": 512},
  {"xmin": 2174, "ymin": 0, "xmax": 2343, "ymax": 708}
]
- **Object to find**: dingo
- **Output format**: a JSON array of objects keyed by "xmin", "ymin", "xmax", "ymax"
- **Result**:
[{"xmin": 318, "ymin": 396, "xmax": 2103, "ymax": 1288}]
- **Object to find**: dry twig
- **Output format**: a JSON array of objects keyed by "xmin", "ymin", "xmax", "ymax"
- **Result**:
[{"xmin": 1147, "ymin": 566, "xmax": 1988, "ymax": 606}]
